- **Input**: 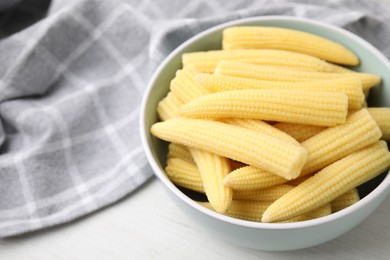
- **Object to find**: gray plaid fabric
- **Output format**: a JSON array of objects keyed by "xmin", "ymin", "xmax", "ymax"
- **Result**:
[{"xmin": 0, "ymin": 0, "xmax": 389, "ymax": 237}]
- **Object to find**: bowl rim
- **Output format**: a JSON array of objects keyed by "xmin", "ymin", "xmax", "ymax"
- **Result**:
[{"xmin": 140, "ymin": 15, "xmax": 390, "ymax": 230}]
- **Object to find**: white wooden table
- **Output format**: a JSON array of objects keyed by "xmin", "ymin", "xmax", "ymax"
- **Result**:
[{"xmin": 0, "ymin": 178, "xmax": 389, "ymax": 260}]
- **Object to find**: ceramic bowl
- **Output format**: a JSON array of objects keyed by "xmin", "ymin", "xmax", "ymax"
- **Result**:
[{"xmin": 140, "ymin": 16, "xmax": 390, "ymax": 251}]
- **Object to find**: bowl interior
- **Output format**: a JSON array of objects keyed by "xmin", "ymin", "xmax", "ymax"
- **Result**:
[{"xmin": 141, "ymin": 16, "xmax": 390, "ymax": 226}]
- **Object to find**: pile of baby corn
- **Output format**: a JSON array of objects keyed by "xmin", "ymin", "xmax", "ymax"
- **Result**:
[{"xmin": 151, "ymin": 26, "xmax": 390, "ymax": 223}]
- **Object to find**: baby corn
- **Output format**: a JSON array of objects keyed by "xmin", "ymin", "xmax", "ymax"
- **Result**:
[
  {"xmin": 182, "ymin": 49, "xmax": 340, "ymax": 73},
  {"xmin": 222, "ymin": 26, "xmax": 359, "ymax": 66},
  {"xmin": 180, "ymin": 89, "xmax": 348, "ymax": 127},
  {"xmin": 199, "ymin": 200, "xmax": 271, "ymax": 222},
  {"xmin": 167, "ymin": 143, "xmax": 194, "ymax": 163},
  {"xmin": 151, "ymin": 118, "xmax": 307, "ymax": 179},
  {"xmin": 170, "ymin": 66, "xmax": 208, "ymax": 103},
  {"xmin": 273, "ymin": 122, "xmax": 326, "ymax": 143},
  {"xmin": 223, "ymin": 166, "xmax": 288, "ymax": 190},
  {"xmin": 367, "ymin": 107, "xmax": 390, "ymax": 141},
  {"xmin": 157, "ymin": 91, "xmax": 184, "ymax": 121},
  {"xmin": 222, "ymin": 118, "xmax": 299, "ymax": 145},
  {"xmin": 190, "ymin": 148, "xmax": 232, "ymax": 213},
  {"xmin": 195, "ymin": 73, "xmax": 364, "ymax": 109},
  {"xmin": 281, "ymin": 204, "xmax": 332, "ymax": 223},
  {"xmin": 331, "ymin": 188, "xmax": 360, "ymax": 213},
  {"xmin": 215, "ymin": 61, "xmax": 380, "ymax": 90},
  {"xmin": 262, "ymin": 141, "xmax": 390, "ymax": 223},
  {"xmin": 200, "ymin": 200, "xmax": 331, "ymax": 223},
  {"xmin": 233, "ymin": 184, "xmax": 294, "ymax": 201},
  {"xmin": 153, "ymin": 25, "xmax": 390, "ymax": 225},
  {"xmin": 165, "ymin": 157, "xmax": 204, "ymax": 193},
  {"xmin": 300, "ymin": 109, "xmax": 382, "ymax": 176}
]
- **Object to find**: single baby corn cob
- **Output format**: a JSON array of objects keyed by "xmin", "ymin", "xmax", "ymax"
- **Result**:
[
  {"xmin": 324, "ymin": 64, "xmax": 380, "ymax": 96},
  {"xmin": 281, "ymin": 204, "xmax": 332, "ymax": 223},
  {"xmin": 223, "ymin": 166, "xmax": 288, "ymax": 190},
  {"xmin": 222, "ymin": 118, "xmax": 299, "ymax": 145},
  {"xmin": 195, "ymin": 73, "xmax": 364, "ymax": 109},
  {"xmin": 180, "ymin": 89, "xmax": 348, "ymax": 127},
  {"xmin": 329, "ymin": 64, "xmax": 382, "ymax": 82},
  {"xmin": 233, "ymin": 184, "xmax": 294, "ymax": 201},
  {"xmin": 199, "ymin": 200, "xmax": 271, "ymax": 222},
  {"xmin": 273, "ymin": 122, "xmax": 326, "ymax": 143},
  {"xmin": 331, "ymin": 188, "xmax": 360, "ymax": 213},
  {"xmin": 215, "ymin": 61, "xmax": 380, "ymax": 90},
  {"xmin": 367, "ymin": 107, "xmax": 390, "ymax": 141},
  {"xmin": 190, "ymin": 148, "xmax": 232, "ymax": 213},
  {"xmin": 170, "ymin": 65, "xmax": 208, "ymax": 103},
  {"xmin": 165, "ymin": 157, "xmax": 204, "ymax": 193},
  {"xmin": 167, "ymin": 143, "xmax": 194, "ymax": 163},
  {"xmin": 222, "ymin": 26, "xmax": 359, "ymax": 66},
  {"xmin": 157, "ymin": 91, "xmax": 184, "ymax": 121},
  {"xmin": 262, "ymin": 141, "xmax": 390, "ymax": 223},
  {"xmin": 300, "ymin": 109, "xmax": 382, "ymax": 176},
  {"xmin": 151, "ymin": 118, "xmax": 308, "ymax": 179},
  {"xmin": 182, "ymin": 49, "xmax": 341, "ymax": 73}
]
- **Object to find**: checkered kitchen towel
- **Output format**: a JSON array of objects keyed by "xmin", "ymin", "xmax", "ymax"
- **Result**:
[{"xmin": 0, "ymin": 0, "xmax": 390, "ymax": 237}]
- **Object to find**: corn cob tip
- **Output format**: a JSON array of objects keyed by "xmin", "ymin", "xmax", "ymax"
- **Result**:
[
  {"xmin": 261, "ymin": 214, "xmax": 272, "ymax": 223},
  {"xmin": 222, "ymin": 26, "xmax": 359, "ymax": 66}
]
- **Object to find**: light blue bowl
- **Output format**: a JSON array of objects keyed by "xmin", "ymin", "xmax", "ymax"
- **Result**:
[{"xmin": 140, "ymin": 16, "xmax": 390, "ymax": 251}]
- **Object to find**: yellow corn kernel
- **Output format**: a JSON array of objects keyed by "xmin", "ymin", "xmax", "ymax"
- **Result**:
[
  {"xmin": 167, "ymin": 143, "xmax": 194, "ymax": 163},
  {"xmin": 367, "ymin": 107, "xmax": 390, "ymax": 141},
  {"xmin": 180, "ymin": 89, "xmax": 348, "ymax": 127},
  {"xmin": 281, "ymin": 203, "xmax": 332, "ymax": 223},
  {"xmin": 151, "ymin": 118, "xmax": 308, "ymax": 179},
  {"xmin": 157, "ymin": 91, "xmax": 184, "ymax": 121},
  {"xmin": 222, "ymin": 118, "xmax": 299, "ymax": 145},
  {"xmin": 165, "ymin": 157, "xmax": 204, "ymax": 193},
  {"xmin": 223, "ymin": 166, "xmax": 287, "ymax": 190},
  {"xmin": 273, "ymin": 122, "xmax": 326, "ymax": 143},
  {"xmin": 170, "ymin": 66, "xmax": 208, "ymax": 103},
  {"xmin": 195, "ymin": 73, "xmax": 364, "ymax": 110},
  {"xmin": 233, "ymin": 184, "xmax": 294, "ymax": 201},
  {"xmin": 215, "ymin": 61, "xmax": 380, "ymax": 90},
  {"xmin": 199, "ymin": 200, "xmax": 271, "ymax": 222},
  {"xmin": 262, "ymin": 141, "xmax": 390, "ymax": 223},
  {"xmin": 300, "ymin": 109, "xmax": 382, "ymax": 176},
  {"xmin": 222, "ymin": 26, "xmax": 359, "ymax": 66},
  {"xmin": 189, "ymin": 148, "xmax": 232, "ymax": 213},
  {"xmin": 182, "ymin": 49, "xmax": 342, "ymax": 73},
  {"xmin": 331, "ymin": 188, "xmax": 360, "ymax": 213}
]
